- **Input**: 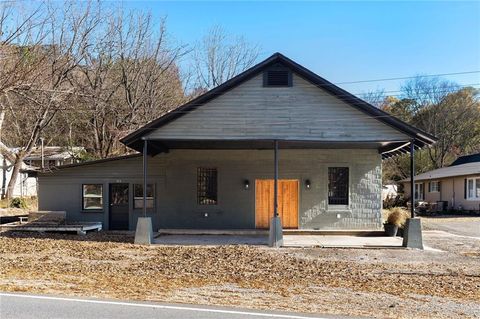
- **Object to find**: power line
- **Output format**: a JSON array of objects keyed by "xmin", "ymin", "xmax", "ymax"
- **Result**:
[
  {"xmin": 6, "ymin": 83, "xmax": 479, "ymax": 112},
  {"xmin": 335, "ymin": 71, "xmax": 480, "ymax": 85}
]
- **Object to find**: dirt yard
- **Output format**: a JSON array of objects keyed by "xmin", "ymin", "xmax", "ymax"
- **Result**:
[{"xmin": 0, "ymin": 231, "xmax": 479, "ymax": 319}]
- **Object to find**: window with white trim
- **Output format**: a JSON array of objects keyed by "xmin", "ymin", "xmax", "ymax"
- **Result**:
[
  {"xmin": 429, "ymin": 181, "xmax": 440, "ymax": 193},
  {"xmin": 82, "ymin": 184, "xmax": 103, "ymax": 210},
  {"xmin": 414, "ymin": 183, "xmax": 424, "ymax": 201},
  {"xmin": 466, "ymin": 178, "xmax": 480, "ymax": 200}
]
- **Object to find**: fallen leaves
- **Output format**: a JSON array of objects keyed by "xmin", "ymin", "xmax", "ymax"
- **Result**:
[{"xmin": 0, "ymin": 231, "xmax": 479, "ymax": 318}]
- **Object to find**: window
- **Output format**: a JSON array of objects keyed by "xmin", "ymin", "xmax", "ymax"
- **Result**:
[
  {"xmin": 83, "ymin": 184, "xmax": 103, "ymax": 210},
  {"xmin": 414, "ymin": 183, "xmax": 424, "ymax": 201},
  {"xmin": 133, "ymin": 184, "xmax": 155, "ymax": 209},
  {"xmin": 429, "ymin": 181, "xmax": 440, "ymax": 193},
  {"xmin": 328, "ymin": 167, "xmax": 349, "ymax": 205},
  {"xmin": 197, "ymin": 168, "xmax": 217, "ymax": 205},
  {"xmin": 467, "ymin": 178, "xmax": 480, "ymax": 200}
]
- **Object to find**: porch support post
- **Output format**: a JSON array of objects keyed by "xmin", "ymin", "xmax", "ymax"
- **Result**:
[
  {"xmin": 410, "ymin": 139, "xmax": 415, "ymax": 219},
  {"xmin": 143, "ymin": 139, "xmax": 148, "ymax": 218},
  {"xmin": 134, "ymin": 138, "xmax": 153, "ymax": 245},
  {"xmin": 274, "ymin": 140, "xmax": 278, "ymax": 218},
  {"xmin": 269, "ymin": 140, "xmax": 283, "ymax": 247},
  {"xmin": 403, "ymin": 139, "xmax": 423, "ymax": 249}
]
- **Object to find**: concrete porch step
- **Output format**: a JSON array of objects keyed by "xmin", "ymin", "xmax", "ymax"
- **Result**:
[
  {"xmin": 283, "ymin": 229, "xmax": 386, "ymax": 236},
  {"xmin": 158, "ymin": 229, "xmax": 268, "ymax": 236},
  {"xmin": 158, "ymin": 229, "xmax": 385, "ymax": 237}
]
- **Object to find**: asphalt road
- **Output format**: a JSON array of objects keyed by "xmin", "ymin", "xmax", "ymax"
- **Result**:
[
  {"xmin": 0, "ymin": 293, "xmax": 351, "ymax": 319},
  {"xmin": 422, "ymin": 217, "xmax": 480, "ymax": 237}
]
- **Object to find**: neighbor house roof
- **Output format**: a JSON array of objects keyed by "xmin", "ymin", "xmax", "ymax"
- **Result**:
[
  {"xmin": 24, "ymin": 146, "xmax": 84, "ymax": 161},
  {"xmin": 120, "ymin": 52, "xmax": 436, "ymax": 156},
  {"xmin": 450, "ymin": 153, "xmax": 480, "ymax": 166},
  {"xmin": 402, "ymin": 162, "xmax": 480, "ymax": 182}
]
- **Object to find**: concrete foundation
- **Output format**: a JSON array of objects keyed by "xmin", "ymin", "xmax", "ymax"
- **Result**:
[
  {"xmin": 268, "ymin": 216, "xmax": 283, "ymax": 247},
  {"xmin": 402, "ymin": 218, "xmax": 423, "ymax": 250},
  {"xmin": 134, "ymin": 217, "xmax": 153, "ymax": 245}
]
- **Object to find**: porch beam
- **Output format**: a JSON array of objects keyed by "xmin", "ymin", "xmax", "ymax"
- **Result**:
[{"xmin": 147, "ymin": 141, "xmax": 169, "ymax": 156}]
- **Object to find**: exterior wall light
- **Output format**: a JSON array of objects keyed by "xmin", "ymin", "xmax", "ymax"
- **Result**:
[
  {"xmin": 305, "ymin": 179, "xmax": 311, "ymax": 189},
  {"xmin": 244, "ymin": 180, "xmax": 250, "ymax": 190}
]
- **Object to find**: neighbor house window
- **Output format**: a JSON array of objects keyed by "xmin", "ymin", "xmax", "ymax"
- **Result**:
[
  {"xmin": 83, "ymin": 184, "xmax": 103, "ymax": 210},
  {"xmin": 414, "ymin": 183, "xmax": 424, "ymax": 201},
  {"xmin": 133, "ymin": 184, "xmax": 155, "ymax": 209},
  {"xmin": 467, "ymin": 178, "xmax": 480, "ymax": 200},
  {"xmin": 429, "ymin": 181, "xmax": 440, "ymax": 193},
  {"xmin": 328, "ymin": 167, "xmax": 349, "ymax": 205},
  {"xmin": 197, "ymin": 168, "xmax": 217, "ymax": 205}
]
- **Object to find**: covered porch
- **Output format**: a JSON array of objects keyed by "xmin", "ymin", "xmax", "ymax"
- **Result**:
[{"xmin": 135, "ymin": 138, "xmax": 427, "ymax": 246}]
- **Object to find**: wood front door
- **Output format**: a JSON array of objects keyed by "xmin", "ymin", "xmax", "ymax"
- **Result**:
[
  {"xmin": 255, "ymin": 179, "xmax": 299, "ymax": 229},
  {"xmin": 109, "ymin": 183, "xmax": 129, "ymax": 230}
]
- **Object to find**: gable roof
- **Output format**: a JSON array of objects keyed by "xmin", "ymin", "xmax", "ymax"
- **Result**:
[
  {"xmin": 401, "ymin": 162, "xmax": 480, "ymax": 182},
  {"xmin": 450, "ymin": 153, "xmax": 480, "ymax": 166},
  {"xmin": 120, "ymin": 52, "xmax": 436, "ymax": 154}
]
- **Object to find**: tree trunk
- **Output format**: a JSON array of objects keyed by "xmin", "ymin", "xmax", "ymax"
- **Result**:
[{"xmin": 5, "ymin": 155, "xmax": 24, "ymax": 200}]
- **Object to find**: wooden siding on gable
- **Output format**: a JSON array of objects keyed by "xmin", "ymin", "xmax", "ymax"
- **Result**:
[{"xmin": 147, "ymin": 74, "xmax": 409, "ymax": 142}]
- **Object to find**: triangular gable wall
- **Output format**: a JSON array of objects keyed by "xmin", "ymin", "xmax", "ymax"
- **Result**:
[{"xmin": 147, "ymin": 71, "xmax": 409, "ymax": 142}]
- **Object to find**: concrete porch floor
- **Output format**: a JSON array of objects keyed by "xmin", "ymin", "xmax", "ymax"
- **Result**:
[{"xmin": 153, "ymin": 233, "xmax": 403, "ymax": 248}]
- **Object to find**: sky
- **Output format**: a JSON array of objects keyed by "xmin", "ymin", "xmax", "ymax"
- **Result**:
[{"xmin": 123, "ymin": 1, "xmax": 480, "ymax": 95}]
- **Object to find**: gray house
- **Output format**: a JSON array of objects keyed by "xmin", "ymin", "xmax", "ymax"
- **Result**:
[{"xmin": 36, "ymin": 53, "xmax": 436, "ymax": 231}]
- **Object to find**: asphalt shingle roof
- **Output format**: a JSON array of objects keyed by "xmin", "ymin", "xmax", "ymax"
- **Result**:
[{"xmin": 402, "ymin": 162, "xmax": 480, "ymax": 182}]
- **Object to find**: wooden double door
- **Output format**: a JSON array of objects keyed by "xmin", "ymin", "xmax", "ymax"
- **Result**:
[{"xmin": 255, "ymin": 179, "xmax": 299, "ymax": 229}]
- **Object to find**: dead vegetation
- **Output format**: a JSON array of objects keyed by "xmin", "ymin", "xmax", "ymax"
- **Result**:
[{"xmin": 0, "ymin": 231, "xmax": 479, "ymax": 318}]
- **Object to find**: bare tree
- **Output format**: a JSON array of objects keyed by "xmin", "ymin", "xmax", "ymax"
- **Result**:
[
  {"xmin": 191, "ymin": 25, "xmax": 260, "ymax": 90},
  {"xmin": 1, "ymin": 1, "xmax": 102, "ymax": 198},
  {"xmin": 70, "ymin": 11, "xmax": 188, "ymax": 158}
]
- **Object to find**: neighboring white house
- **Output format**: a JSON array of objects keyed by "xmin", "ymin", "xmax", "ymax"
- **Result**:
[
  {"xmin": 382, "ymin": 182, "xmax": 398, "ymax": 200},
  {"xmin": 1, "ymin": 146, "xmax": 83, "ymax": 198}
]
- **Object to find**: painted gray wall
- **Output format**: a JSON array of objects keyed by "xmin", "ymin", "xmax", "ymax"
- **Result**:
[
  {"xmin": 147, "ymin": 74, "xmax": 409, "ymax": 142},
  {"xmin": 38, "ymin": 149, "xmax": 383, "ymax": 231}
]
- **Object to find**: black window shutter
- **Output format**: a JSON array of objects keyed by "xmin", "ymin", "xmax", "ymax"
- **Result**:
[
  {"xmin": 428, "ymin": 182, "xmax": 431, "ymax": 192},
  {"xmin": 464, "ymin": 179, "xmax": 467, "ymax": 199},
  {"xmin": 438, "ymin": 181, "xmax": 441, "ymax": 192}
]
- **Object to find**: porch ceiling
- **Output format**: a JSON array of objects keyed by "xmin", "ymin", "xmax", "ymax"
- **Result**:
[{"xmin": 141, "ymin": 138, "xmax": 422, "ymax": 159}]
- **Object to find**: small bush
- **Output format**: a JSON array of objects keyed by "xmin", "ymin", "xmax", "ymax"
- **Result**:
[
  {"xmin": 383, "ymin": 194, "xmax": 408, "ymax": 209},
  {"xmin": 385, "ymin": 207, "xmax": 409, "ymax": 227},
  {"xmin": 9, "ymin": 197, "xmax": 28, "ymax": 209}
]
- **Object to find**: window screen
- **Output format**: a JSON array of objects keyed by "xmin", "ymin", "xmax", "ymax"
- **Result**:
[
  {"xmin": 328, "ymin": 167, "xmax": 349, "ymax": 205},
  {"xmin": 197, "ymin": 168, "xmax": 217, "ymax": 205}
]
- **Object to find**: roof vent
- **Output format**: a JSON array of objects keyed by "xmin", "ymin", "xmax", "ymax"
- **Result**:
[{"xmin": 263, "ymin": 67, "xmax": 292, "ymax": 87}]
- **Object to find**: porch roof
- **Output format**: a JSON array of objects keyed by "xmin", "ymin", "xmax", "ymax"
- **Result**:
[{"xmin": 141, "ymin": 138, "xmax": 427, "ymax": 159}]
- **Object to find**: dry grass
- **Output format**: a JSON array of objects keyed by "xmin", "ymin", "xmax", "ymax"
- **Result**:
[
  {"xmin": 1, "ymin": 196, "xmax": 37, "ymax": 209},
  {"xmin": 0, "ymin": 231, "xmax": 479, "ymax": 318},
  {"xmin": 383, "ymin": 207, "xmax": 409, "ymax": 227}
]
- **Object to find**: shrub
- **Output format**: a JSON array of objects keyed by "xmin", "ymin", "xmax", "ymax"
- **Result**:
[
  {"xmin": 9, "ymin": 197, "xmax": 28, "ymax": 209},
  {"xmin": 385, "ymin": 207, "xmax": 409, "ymax": 227},
  {"xmin": 383, "ymin": 194, "xmax": 408, "ymax": 209}
]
